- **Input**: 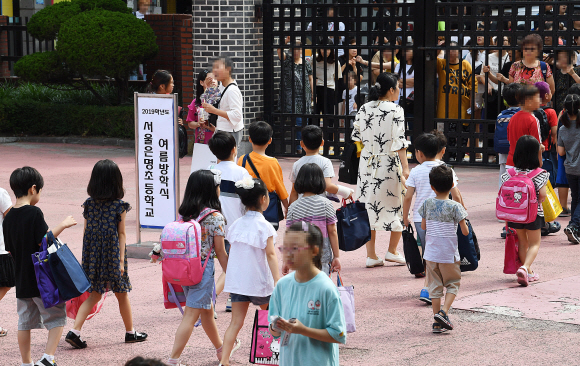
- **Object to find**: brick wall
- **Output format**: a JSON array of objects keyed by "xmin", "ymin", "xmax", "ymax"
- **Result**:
[
  {"xmin": 0, "ymin": 16, "xmax": 9, "ymax": 78},
  {"xmin": 192, "ymin": 0, "xmax": 264, "ymax": 139}
]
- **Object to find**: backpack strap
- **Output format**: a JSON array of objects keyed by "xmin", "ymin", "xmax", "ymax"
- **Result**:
[
  {"xmin": 242, "ymin": 153, "xmax": 261, "ymax": 180},
  {"xmin": 194, "ymin": 208, "xmax": 220, "ymax": 273},
  {"xmin": 527, "ymin": 167, "xmax": 543, "ymax": 179},
  {"xmin": 507, "ymin": 168, "xmax": 516, "ymax": 177},
  {"xmin": 540, "ymin": 61, "xmax": 547, "ymax": 81}
]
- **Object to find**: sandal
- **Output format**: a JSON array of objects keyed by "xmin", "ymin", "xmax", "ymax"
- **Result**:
[
  {"xmin": 0, "ymin": 327, "xmax": 7, "ymax": 337},
  {"xmin": 432, "ymin": 322, "xmax": 446, "ymax": 334}
]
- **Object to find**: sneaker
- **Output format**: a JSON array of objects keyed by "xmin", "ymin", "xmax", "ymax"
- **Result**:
[
  {"xmin": 214, "ymin": 310, "xmax": 218, "ymax": 319},
  {"xmin": 432, "ymin": 322, "xmax": 447, "ymax": 334},
  {"xmin": 365, "ymin": 257, "xmax": 384, "ymax": 268},
  {"xmin": 542, "ymin": 221, "xmax": 561, "ymax": 236},
  {"xmin": 516, "ymin": 266, "xmax": 529, "ymax": 287},
  {"xmin": 230, "ymin": 338, "xmax": 242, "ymax": 357},
  {"xmin": 384, "ymin": 252, "xmax": 406, "ymax": 265},
  {"xmin": 36, "ymin": 358, "xmax": 57, "ymax": 366},
  {"xmin": 125, "ymin": 331, "xmax": 148, "ymax": 343},
  {"xmin": 414, "ymin": 272, "xmax": 426, "ymax": 278},
  {"xmin": 434, "ymin": 310, "xmax": 453, "ymax": 330},
  {"xmin": 528, "ymin": 272, "xmax": 540, "ymax": 282},
  {"xmin": 560, "ymin": 208, "xmax": 571, "ymax": 217},
  {"xmin": 565, "ymin": 226, "xmax": 580, "ymax": 244},
  {"xmin": 226, "ymin": 295, "xmax": 232, "ymax": 312},
  {"xmin": 419, "ymin": 288, "xmax": 432, "ymax": 305},
  {"xmin": 65, "ymin": 330, "xmax": 87, "ymax": 349}
]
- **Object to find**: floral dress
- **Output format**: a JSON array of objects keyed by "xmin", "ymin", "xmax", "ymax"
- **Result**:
[
  {"xmin": 509, "ymin": 60, "xmax": 553, "ymax": 86},
  {"xmin": 352, "ymin": 100, "xmax": 409, "ymax": 232},
  {"xmin": 279, "ymin": 55, "xmax": 312, "ymax": 114},
  {"xmin": 82, "ymin": 198, "xmax": 132, "ymax": 294}
]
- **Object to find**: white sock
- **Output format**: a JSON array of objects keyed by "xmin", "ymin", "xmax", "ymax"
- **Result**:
[
  {"xmin": 42, "ymin": 354, "xmax": 54, "ymax": 363},
  {"xmin": 167, "ymin": 358, "xmax": 179, "ymax": 365},
  {"xmin": 70, "ymin": 329, "xmax": 81, "ymax": 336},
  {"xmin": 126, "ymin": 330, "xmax": 135, "ymax": 335},
  {"xmin": 21, "ymin": 363, "xmax": 34, "ymax": 366}
]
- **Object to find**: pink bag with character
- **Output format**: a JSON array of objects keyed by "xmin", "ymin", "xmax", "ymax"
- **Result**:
[
  {"xmin": 250, "ymin": 309, "xmax": 279, "ymax": 365},
  {"xmin": 496, "ymin": 168, "xmax": 542, "ymax": 224}
]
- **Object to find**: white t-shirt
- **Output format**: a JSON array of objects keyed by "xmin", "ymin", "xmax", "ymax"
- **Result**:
[
  {"xmin": 211, "ymin": 161, "xmax": 251, "ymax": 234},
  {"xmin": 479, "ymin": 52, "xmax": 510, "ymax": 92},
  {"xmin": 225, "ymin": 211, "xmax": 277, "ymax": 297},
  {"xmin": 342, "ymin": 86, "xmax": 358, "ymax": 114},
  {"xmin": 315, "ymin": 61, "xmax": 342, "ymax": 89},
  {"xmin": 0, "ymin": 188, "xmax": 13, "ymax": 255},
  {"xmin": 135, "ymin": 11, "xmax": 146, "ymax": 19},
  {"xmin": 393, "ymin": 64, "xmax": 414, "ymax": 104},
  {"xmin": 216, "ymin": 82, "xmax": 244, "ymax": 132},
  {"xmin": 290, "ymin": 155, "xmax": 335, "ymax": 183},
  {"xmin": 406, "ymin": 160, "xmax": 458, "ymax": 223}
]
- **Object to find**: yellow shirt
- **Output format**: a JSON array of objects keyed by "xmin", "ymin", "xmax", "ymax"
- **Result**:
[
  {"xmin": 237, "ymin": 152, "xmax": 289, "ymax": 200},
  {"xmin": 436, "ymin": 58, "xmax": 477, "ymax": 120}
]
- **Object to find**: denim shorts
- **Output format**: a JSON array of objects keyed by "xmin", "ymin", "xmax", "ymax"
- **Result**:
[
  {"xmin": 230, "ymin": 293, "xmax": 270, "ymax": 306},
  {"xmin": 183, "ymin": 258, "xmax": 214, "ymax": 310},
  {"xmin": 17, "ymin": 297, "xmax": 66, "ymax": 331}
]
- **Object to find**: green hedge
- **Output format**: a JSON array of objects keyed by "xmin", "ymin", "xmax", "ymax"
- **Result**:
[{"xmin": 0, "ymin": 98, "xmax": 134, "ymax": 139}]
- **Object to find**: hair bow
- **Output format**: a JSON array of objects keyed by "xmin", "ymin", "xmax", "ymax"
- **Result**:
[
  {"xmin": 235, "ymin": 176, "xmax": 255, "ymax": 190},
  {"xmin": 210, "ymin": 169, "xmax": 222, "ymax": 186}
]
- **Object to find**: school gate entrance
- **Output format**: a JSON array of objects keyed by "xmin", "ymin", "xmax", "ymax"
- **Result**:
[{"xmin": 262, "ymin": 0, "xmax": 579, "ymax": 165}]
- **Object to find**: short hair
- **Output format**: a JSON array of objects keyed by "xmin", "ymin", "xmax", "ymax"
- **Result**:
[
  {"xmin": 522, "ymin": 34, "xmax": 543, "ymax": 56},
  {"xmin": 568, "ymin": 83, "xmax": 580, "ymax": 96},
  {"xmin": 125, "ymin": 357, "xmax": 167, "ymax": 366},
  {"xmin": 248, "ymin": 121, "xmax": 273, "ymax": 146},
  {"xmin": 215, "ymin": 56, "xmax": 234, "ymax": 75},
  {"xmin": 516, "ymin": 84, "xmax": 539, "ymax": 105},
  {"xmin": 414, "ymin": 133, "xmax": 439, "ymax": 159},
  {"xmin": 348, "ymin": 36, "xmax": 356, "ymax": 45},
  {"xmin": 87, "ymin": 160, "xmax": 124, "ymax": 201},
  {"xmin": 513, "ymin": 135, "xmax": 541, "ymax": 170},
  {"xmin": 503, "ymin": 83, "xmax": 522, "ymax": 107},
  {"xmin": 208, "ymin": 131, "xmax": 236, "ymax": 161},
  {"xmin": 294, "ymin": 163, "xmax": 326, "ymax": 195},
  {"xmin": 534, "ymin": 81, "xmax": 550, "ymax": 99},
  {"xmin": 431, "ymin": 129, "xmax": 447, "ymax": 153},
  {"xmin": 429, "ymin": 165, "xmax": 454, "ymax": 193},
  {"xmin": 301, "ymin": 125, "xmax": 323, "ymax": 150},
  {"xmin": 9, "ymin": 166, "xmax": 44, "ymax": 198}
]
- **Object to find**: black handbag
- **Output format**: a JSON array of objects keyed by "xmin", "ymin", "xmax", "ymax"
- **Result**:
[
  {"xmin": 336, "ymin": 199, "xmax": 371, "ymax": 251},
  {"xmin": 338, "ymin": 143, "xmax": 359, "ymax": 185},
  {"xmin": 402, "ymin": 224, "xmax": 424, "ymax": 275},
  {"xmin": 178, "ymin": 124, "xmax": 188, "ymax": 158},
  {"xmin": 208, "ymin": 82, "xmax": 237, "ymax": 127}
]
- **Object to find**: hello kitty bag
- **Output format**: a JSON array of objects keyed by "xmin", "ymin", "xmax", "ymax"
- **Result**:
[
  {"xmin": 496, "ymin": 168, "xmax": 542, "ymax": 224},
  {"xmin": 250, "ymin": 309, "xmax": 279, "ymax": 365}
]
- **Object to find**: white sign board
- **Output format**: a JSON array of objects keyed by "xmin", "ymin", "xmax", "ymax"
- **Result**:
[{"xmin": 134, "ymin": 93, "xmax": 179, "ymax": 233}]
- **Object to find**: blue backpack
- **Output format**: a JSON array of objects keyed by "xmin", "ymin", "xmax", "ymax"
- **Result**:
[{"xmin": 494, "ymin": 107, "xmax": 521, "ymax": 154}]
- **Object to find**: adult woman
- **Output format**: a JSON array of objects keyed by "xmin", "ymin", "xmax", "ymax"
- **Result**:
[
  {"xmin": 352, "ymin": 72, "xmax": 410, "ymax": 268},
  {"xmin": 277, "ymin": 37, "xmax": 313, "ymax": 152},
  {"xmin": 202, "ymin": 57, "xmax": 244, "ymax": 150},
  {"xmin": 187, "ymin": 69, "xmax": 217, "ymax": 144},
  {"xmin": 554, "ymin": 50, "xmax": 580, "ymax": 113},
  {"xmin": 314, "ymin": 38, "xmax": 342, "ymax": 126},
  {"xmin": 394, "ymin": 45, "xmax": 415, "ymax": 119}
]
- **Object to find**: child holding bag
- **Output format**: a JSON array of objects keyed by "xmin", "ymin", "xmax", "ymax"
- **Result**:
[
  {"xmin": 66, "ymin": 160, "xmax": 147, "ymax": 349},
  {"xmin": 269, "ymin": 221, "xmax": 347, "ymax": 366},
  {"xmin": 219, "ymin": 177, "xmax": 280, "ymax": 366}
]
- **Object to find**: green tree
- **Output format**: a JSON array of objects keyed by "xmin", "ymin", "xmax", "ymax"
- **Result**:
[{"xmin": 14, "ymin": 0, "xmax": 158, "ymax": 105}]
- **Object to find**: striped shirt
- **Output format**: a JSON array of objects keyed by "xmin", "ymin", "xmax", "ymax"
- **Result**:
[
  {"xmin": 500, "ymin": 168, "xmax": 548, "ymax": 216},
  {"xmin": 286, "ymin": 195, "xmax": 337, "ymax": 238}
]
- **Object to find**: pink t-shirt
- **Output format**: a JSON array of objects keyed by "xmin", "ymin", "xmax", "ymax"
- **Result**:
[{"xmin": 187, "ymin": 98, "xmax": 213, "ymax": 144}]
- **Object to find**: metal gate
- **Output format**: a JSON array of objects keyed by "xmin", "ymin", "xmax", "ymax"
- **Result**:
[{"xmin": 263, "ymin": 0, "xmax": 580, "ymax": 165}]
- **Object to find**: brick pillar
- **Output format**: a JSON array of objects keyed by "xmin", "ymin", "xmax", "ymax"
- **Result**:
[{"xmin": 0, "ymin": 16, "xmax": 10, "ymax": 78}]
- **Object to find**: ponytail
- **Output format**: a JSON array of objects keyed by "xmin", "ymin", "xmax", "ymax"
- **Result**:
[
  {"xmin": 562, "ymin": 94, "xmax": 580, "ymax": 129},
  {"xmin": 368, "ymin": 72, "xmax": 398, "ymax": 102},
  {"xmin": 147, "ymin": 69, "xmax": 172, "ymax": 94}
]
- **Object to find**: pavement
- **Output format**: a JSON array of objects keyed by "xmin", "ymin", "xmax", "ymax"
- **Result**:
[{"xmin": 1, "ymin": 142, "xmax": 580, "ymax": 366}]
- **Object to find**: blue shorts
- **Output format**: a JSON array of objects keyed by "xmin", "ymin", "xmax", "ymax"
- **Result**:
[
  {"xmin": 183, "ymin": 258, "xmax": 214, "ymax": 310},
  {"xmin": 230, "ymin": 293, "xmax": 270, "ymax": 306}
]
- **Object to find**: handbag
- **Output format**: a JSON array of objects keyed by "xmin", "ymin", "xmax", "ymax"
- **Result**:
[
  {"xmin": 66, "ymin": 291, "xmax": 108, "ymax": 320},
  {"xmin": 336, "ymin": 272, "xmax": 356, "ymax": 333},
  {"xmin": 542, "ymin": 180, "xmax": 563, "ymax": 222},
  {"xmin": 402, "ymin": 224, "xmax": 424, "ymax": 275},
  {"xmin": 338, "ymin": 143, "xmax": 359, "ymax": 185},
  {"xmin": 457, "ymin": 219, "xmax": 479, "ymax": 272},
  {"xmin": 336, "ymin": 199, "xmax": 371, "ymax": 252},
  {"xmin": 190, "ymin": 143, "xmax": 218, "ymax": 173},
  {"xmin": 249, "ymin": 309, "xmax": 279, "ymax": 365},
  {"xmin": 31, "ymin": 233, "xmax": 64, "ymax": 308},
  {"xmin": 503, "ymin": 225, "xmax": 521, "ymax": 274},
  {"xmin": 242, "ymin": 154, "xmax": 284, "ymax": 228},
  {"xmin": 208, "ymin": 82, "xmax": 237, "ymax": 127},
  {"xmin": 47, "ymin": 232, "xmax": 91, "ymax": 301}
]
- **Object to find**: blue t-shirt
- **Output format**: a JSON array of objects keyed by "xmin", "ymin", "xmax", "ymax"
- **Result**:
[{"xmin": 269, "ymin": 272, "xmax": 347, "ymax": 366}]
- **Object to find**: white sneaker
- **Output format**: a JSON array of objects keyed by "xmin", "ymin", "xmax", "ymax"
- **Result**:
[
  {"xmin": 365, "ymin": 257, "xmax": 384, "ymax": 268},
  {"xmin": 385, "ymin": 251, "xmax": 406, "ymax": 265}
]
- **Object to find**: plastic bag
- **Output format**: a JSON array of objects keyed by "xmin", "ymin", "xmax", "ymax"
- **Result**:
[{"xmin": 542, "ymin": 180, "xmax": 563, "ymax": 222}]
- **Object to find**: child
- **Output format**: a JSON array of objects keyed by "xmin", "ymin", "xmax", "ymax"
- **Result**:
[
  {"xmin": 286, "ymin": 163, "xmax": 341, "ymax": 276},
  {"xmin": 66, "ymin": 160, "xmax": 147, "ymax": 349},
  {"xmin": 289, "ymin": 125, "xmax": 353, "ymax": 204},
  {"xmin": 342, "ymin": 71, "xmax": 358, "ymax": 115},
  {"xmin": 238, "ymin": 121, "xmax": 289, "ymax": 221},
  {"xmin": 269, "ymin": 222, "xmax": 346, "ymax": 366},
  {"xmin": 419, "ymin": 165, "xmax": 469, "ymax": 333},
  {"xmin": 187, "ymin": 70, "xmax": 219, "ymax": 144},
  {"xmin": 0, "ymin": 186, "xmax": 13, "ymax": 338},
  {"xmin": 208, "ymin": 131, "xmax": 251, "ymax": 310},
  {"xmin": 166, "ymin": 170, "xmax": 229, "ymax": 366},
  {"xmin": 500, "ymin": 136, "xmax": 548, "ymax": 286},
  {"xmin": 557, "ymin": 94, "xmax": 580, "ymax": 243},
  {"xmin": 220, "ymin": 177, "xmax": 280, "ymax": 366},
  {"xmin": 403, "ymin": 133, "xmax": 461, "ymax": 304},
  {"xmin": 3, "ymin": 166, "xmax": 77, "ymax": 366},
  {"xmin": 495, "ymin": 83, "xmax": 522, "ymax": 187}
]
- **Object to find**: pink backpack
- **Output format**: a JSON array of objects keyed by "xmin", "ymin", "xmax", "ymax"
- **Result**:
[
  {"xmin": 160, "ymin": 208, "xmax": 218, "ymax": 287},
  {"xmin": 496, "ymin": 168, "xmax": 542, "ymax": 224}
]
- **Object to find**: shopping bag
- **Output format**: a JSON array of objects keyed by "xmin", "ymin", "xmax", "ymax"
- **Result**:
[
  {"xmin": 336, "ymin": 199, "xmax": 371, "ymax": 252},
  {"xmin": 402, "ymin": 224, "xmax": 424, "ymax": 275},
  {"xmin": 190, "ymin": 143, "xmax": 218, "ymax": 173},
  {"xmin": 336, "ymin": 272, "xmax": 356, "ymax": 334},
  {"xmin": 458, "ymin": 220, "xmax": 479, "ymax": 272},
  {"xmin": 542, "ymin": 180, "xmax": 563, "ymax": 222},
  {"xmin": 31, "ymin": 233, "xmax": 64, "ymax": 308},
  {"xmin": 249, "ymin": 309, "xmax": 279, "ymax": 365},
  {"xmin": 503, "ymin": 226, "xmax": 521, "ymax": 274},
  {"xmin": 47, "ymin": 232, "xmax": 90, "ymax": 301},
  {"xmin": 66, "ymin": 291, "xmax": 108, "ymax": 320}
]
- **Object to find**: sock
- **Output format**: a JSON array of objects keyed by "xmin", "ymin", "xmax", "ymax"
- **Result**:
[
  {"xmin": 21, "ymin": 363, "xmax": 34, "ymax": 366},
  {"xmin": 70, "ymin": 329, "xmax": 81, "ymax": 336},
  {"xmin": 42, "ymin": 354, "xmax": 54, "ymax": 363},
  {"xmin": 167, "ymin": 358, "xmax": 179, "ymax": 365},
  {"xmin": 216, "ymin": 346, "xmax": 223, "ymax": 352},
  {"xmin": 126, "ymin": 330, "xmax": 135, "ymax": 335}
]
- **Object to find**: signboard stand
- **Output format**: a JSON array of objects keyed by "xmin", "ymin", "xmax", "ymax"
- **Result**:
[{"xmin": 128, "ymin": 92, "xmax": 180, "ymax": 259}]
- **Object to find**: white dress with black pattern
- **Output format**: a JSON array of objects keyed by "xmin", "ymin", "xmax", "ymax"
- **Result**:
[{"xmin": 351, "ymin": 100, "xmax": 410, "ymax": 232}]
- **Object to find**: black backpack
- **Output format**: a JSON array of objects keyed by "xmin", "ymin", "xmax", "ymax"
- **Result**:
[
  {"xmin": 338, "ymin": 143, "xmax": 359, "ymax": 185},
  {"xmin": 533, "ymin": 107, "xmax": 551, "ymax": 147},
  {"xmin": 178, "ymin": 125, "xmax": 188, "ymax": 158}
]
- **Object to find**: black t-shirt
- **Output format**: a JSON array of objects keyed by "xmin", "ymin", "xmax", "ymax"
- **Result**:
[
  {"xmin": 337, "ymin": 55, "xmax": 364, "ymax": 94},
  {"xmin": 3, "ymin": 205, "xmax": 48, "ymax": 298}
]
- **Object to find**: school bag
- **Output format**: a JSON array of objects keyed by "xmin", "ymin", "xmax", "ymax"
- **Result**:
[
  {"xmin": 533, "ymin": 107, "xmax": 551, "ymax": 147},
  {"xmin": 458, "ymin": 220, "xmax": 479, "ymax": 272},
  {"xmin": 402, "ymin": 224, "xmax": 424, "ymax": 275},
  {"xmin": 494, "ymin": 107, "xmax": 520, "ymax": 154},
  {"xmin": 496, "ymin": 168, "xmax": 542, "ymax": 224}
]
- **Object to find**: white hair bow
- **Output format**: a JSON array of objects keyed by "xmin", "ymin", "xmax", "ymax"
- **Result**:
[
  {"xmin": 210, "ymin": 169, "xmax": 222, "ymax": 185},
  {"xmin": 235, "ymin": 176, "xmax": 255, "ymax": 190}
]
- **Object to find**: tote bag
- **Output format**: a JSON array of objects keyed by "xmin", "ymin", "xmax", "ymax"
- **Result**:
[
  {"xmin": 31, "ymin": 233, "xmax": 64, "ymax": 308},
  {"xmin": 47, "ymin": 232, "xmax": 91, "ymax": 301},
  {"xmin": 402, "ymin": 224, "xmax": 424, "ymax": 275},
  {"xmin": 336, "ymin": 272, "xmax": 356, "ymax": 334},
  {"xmin": 249, "ymin": 309, "xmax": 279, "ymax": 365},
  {"xmin": 190, "ymin": 143, "xmax": 218, "ymax": 173},
  {"xmin": 336, "ymin": 199, "xmax": 371, "ymax": 252},
  {"xmin": 542, "ymin": 181, "xmax": 563, "ymax": 222},
  {"xmin": 503, "ymin": 226, "xmax": 522, "ymax": 274}
]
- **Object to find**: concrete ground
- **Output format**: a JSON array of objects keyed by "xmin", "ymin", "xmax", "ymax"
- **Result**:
[{"xmin": 1, "ymin": 142, "xmax": 580, "ymax": 366}]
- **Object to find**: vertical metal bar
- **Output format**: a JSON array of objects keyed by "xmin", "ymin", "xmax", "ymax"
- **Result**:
[
  {"xmin": 263, "ymin": 1, "xmax": 274, "ymax": 125},
  {"xmin": 419, "ymin": 0, "xmax": 436, "ymax": 135}
]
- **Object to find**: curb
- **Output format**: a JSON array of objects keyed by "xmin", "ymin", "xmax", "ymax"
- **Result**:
[{"xmin": 0, "ymin": 136, "xmax": 135, "ymax": 148}]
